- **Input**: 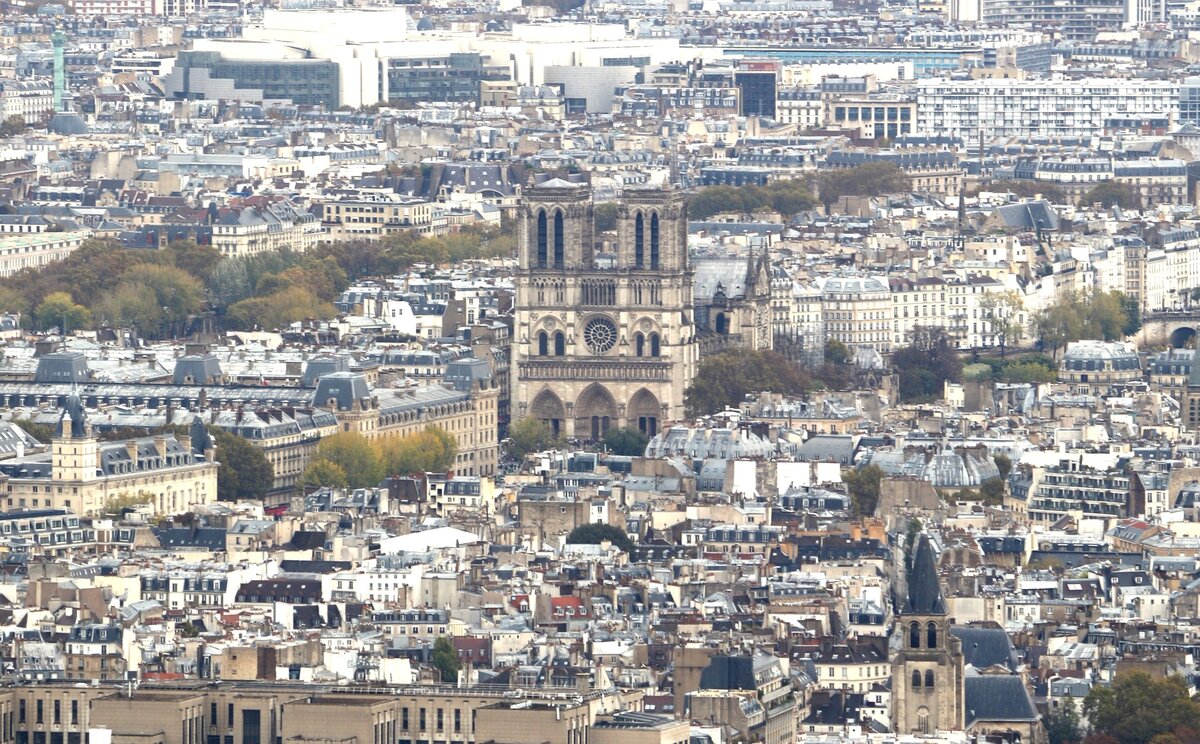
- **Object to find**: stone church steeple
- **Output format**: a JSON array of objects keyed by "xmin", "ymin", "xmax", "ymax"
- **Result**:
[{"xmin": 891, "ymin": 533, "xmax": 965, "ymax": 735}]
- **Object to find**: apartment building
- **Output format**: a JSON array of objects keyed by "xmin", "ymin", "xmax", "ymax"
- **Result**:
[
  {"xmin": 0, "ymin": 80, "xmax": 53, "ymax": 124},
  {"xmin": 211, "ymin": 200, "xmax": 323, "ymax": 257},
  {"xmin": 819, "ymin": 276, "xmax": 892, "ymax": 353},
  {"xmin": 319, "ymin": 195, "xmax": 437, "ymax": 242},
  {"xmin": 0, "ymin": 231, "xmax": 90, "ymax": 278},
  {"xmin": 916, "ymin": 78, "xmax": 1179, "ymax": 141}
]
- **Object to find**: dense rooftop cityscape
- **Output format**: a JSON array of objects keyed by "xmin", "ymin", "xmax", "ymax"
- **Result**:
[{"xmin": 6, "ymin": 0, "xmax": 1200, "ymax": 742}]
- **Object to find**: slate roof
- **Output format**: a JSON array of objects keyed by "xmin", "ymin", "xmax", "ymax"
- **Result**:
[
  {"xmin": 950, "ymin": 626, "xmax": 1018, "ymax": 672},
  {"xmin": 905, "ymin": 534, "xmax": 946, "ymax": 615},
  {"xmin": 965, "ymin": 675, "xmax": 1039, "ymax": 726}
]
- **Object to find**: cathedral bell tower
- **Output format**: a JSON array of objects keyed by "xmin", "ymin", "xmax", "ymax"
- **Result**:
[
  {"xmin": 891, "ymin": 533, "xmax": 965, "ymax": 735},
  {"xmin": 512, "ymin": 180, "xmax": 697, "ymax": 441}
]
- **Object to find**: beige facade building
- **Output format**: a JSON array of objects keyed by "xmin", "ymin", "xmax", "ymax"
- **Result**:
[
  {"xmin": 512, "ymin": 182, "xmax": 698, "ymax": 440},
  {"xmin": 319, "ymin": 196, "xmax": 436, "ymax": 242},
  {"xmin": 0, "ymin": 398, "xmax": 218, "ymax": 517}
]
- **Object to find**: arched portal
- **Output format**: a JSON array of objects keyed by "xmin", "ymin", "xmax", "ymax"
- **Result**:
[
  {"xmin": 530, "ymin": 389, "xmax": 566, "ymax": 439},
  {"xmin": 628, "ymin": 388, "xmax": 661, "ymax": 438},
  {"xmin": 575, "ymin": 384, "xmax": 618, "ymax": 440}
]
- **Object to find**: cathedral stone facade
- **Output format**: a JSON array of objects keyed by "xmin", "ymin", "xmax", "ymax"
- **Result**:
[{"xmin": 512, "ymin": 180, "xmax": 698, "ymax": 440}]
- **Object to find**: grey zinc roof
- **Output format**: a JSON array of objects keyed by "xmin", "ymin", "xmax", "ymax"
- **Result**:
[
  {"xmin": 692, "ymin": 258, "xmax": 751, "ymax": 302},
  {"xmin": 965, "ymin": 676, "xmax": 1038, "ymax": 726},
  {"xmin": 950, "ymin": 626, "xmax": 1018, "ymax": 672},
  {"xmin": 34, "ymin": 352, "xmax": 89, "ymax": 384},
  {"xmin": 173, "ymin": 354, "xmax": 223, "ymax": 385}
]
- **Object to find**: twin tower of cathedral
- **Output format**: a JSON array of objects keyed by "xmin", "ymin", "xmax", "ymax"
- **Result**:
[{"xmin": 511, "ymin": 179, "xmax": 697, "ymax": 441}]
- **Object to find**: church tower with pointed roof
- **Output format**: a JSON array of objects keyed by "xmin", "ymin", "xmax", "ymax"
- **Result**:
[{"xmin": 891, "ymin": 533, "xmax": 965, "ymax": 735}]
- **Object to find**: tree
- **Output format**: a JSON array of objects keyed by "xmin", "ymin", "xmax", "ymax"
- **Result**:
[
  {"xmin": 685, "ymin": 349, "xmax": 811, "ymax": 416},
  {"xmin": 843, "ymin": 465, "xmax": 884, "ymax": 516},
  {"xmin": 994, "ymin": 454, "xmax": 1013, "ymax": 481},
  {"xmin": 1047, "ymin": 695, "xmax": 1082, "ymax": 744},
  {"xmin": 892, "ymin": 326, "xmax": 963, "ymax": 403},
  {"xmin": 224, "ymin": 286, "xmax": 335, "ymax": 331},
  {"xmin": 1121, "ymin": 293, "xmax": 1142, "ymax": 336},
  {"xmin": 167, "ymin": 240, "xmax": 223, "ymax": 282},
  {"xmin": 979, "ymin": 290, "xmax": 1024, "ymax": 358},
  {"xmin": 0, "ymin": 115, "xmax": 25, "ymax": 138},
  {"xmin": 209, "ymin": 427, "xmax": 274, "ymax": 501},
  {"xmin": 301, "ymin": 458, "xmax": 348, "ymax": 490},
  {"xmin": 313, "ymin": 432, "xmax": 384, "ymax": 490},
  {"xmin": 431, "ymin": 636, "xmax": 462, "ymax": 683},
  {"xmin": 0, "ymin": 286, "xmax": 29, "ymax": 317},
  {"xmin": 1083, "ymin": 672, "xmax": 1200, "ymax": 744},
  {"xmin": 980, "ymin": 179, "xmax": 1066, "ymax": 204},
  {"xmin": 34, "ymin": 292, "xmax": 91, "ymax": 333},
  {"xmin": 377, "ymin": 427, "xmax": 458, "ymax": 476},
  {"xmin": 825, "ymin": 338, "xmax": 850, "ymax": 365},
  {"xmin": 103, "ymin": 491, "xmax": 155, "ymax": 517},
  {"xmin": 507, "ymin": 417, "xmax": 561, "ymax": 460},
  {"xmin": 979, "ymin": 477, "xmax": 1005, "ymax": 505},
  {"xmin": 11, "ymin": 418, "xmax": 55, "ymax": 443},
  {"xmin": 594, "ymin": 203, "xmax": 619, "ymax": 233},
  {"xmin": 565, "ymin": 523, "xmax": 634, "ymax": 552},
  {"xmin": 1033, "ymin": 290, "xmax": 1138, "ymax": 355},
  {"xmin": 604, "ymin": 426, "xmax": 649, "ymax": 456},
  {"xmin": 818, "ymin": 162, "xmax": 910, "ymax": 211},
  {"xmin": 1081, "ymin": 180, "xmax": 1142, "ymax": 210}
]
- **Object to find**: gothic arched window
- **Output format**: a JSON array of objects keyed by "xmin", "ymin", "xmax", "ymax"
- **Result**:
[
  {"xmin": 650, "ymin": 213, "xmax": 660, "ymax": 269},
  {"xmin": 650, "ymin": 333, "xmax": 660, "ymax": 357},
  {"xmin": 537, "ymin": 332, "xmax": 548, "ymax": 356},
  {"xmin": 635, "ymin": 333, "xmax": 645, "ymax": 357},
  {"xmin": 927, "ymin": 621, "xmax": 938, "ymax": 649},
  {"xmin": 536, "ymin": 210, "xmax": 548, "ymax": 267},
  {"xmin": 553, "ymin": 332, "xmax": 565, "ymax": 356},
  {"xmin": 553, "ymin": 210, "xmax": 565, "ymax": 268},
  {"xmin": 909, "ymin": 621, "xmax": 921, "ymax": 649},
  {"xmin": 635, "ymin": 212, "xmax": 645, "ymax": 268}
]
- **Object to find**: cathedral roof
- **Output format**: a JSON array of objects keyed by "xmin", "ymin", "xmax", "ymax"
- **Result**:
[{"xmin": 905, "ymin": 533, "xmax": 946, "ymax": 615}]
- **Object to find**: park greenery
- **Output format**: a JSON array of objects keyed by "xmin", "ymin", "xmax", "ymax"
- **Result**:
[
  {"xmin": 0, "ymin": 223, "xmax": 512, "ymax": 336},
  {"xmin": 565, "ymin": 523, "xmax": 635, "ymax": 552},
  {"xmin": 1081, "ymin": 671, "xmax": 1200, "ymax": 744},
  {"xmin": 506, "ymin": 417, "xmax": 564, "ymax": 460},
  {"xmin": 302, "ymin": 427, "xmax": 458, "ymax": 490},
  {"xmin": 892, "ymin": 327, "xmax": 963, "ymax": 403},
  {"xmin": 603, "ymin": 426, "xmax": 650, "ymax": 456},
  {"xmin": 1081, "ymin": 180, "xmax": 1143, "ymax": 210},
  {"xmin": 684, "ymin": 348, "xmax": 813, "ymax": 416},
  {"xmin": 687, "ymin": 162, "xmax": 910, "ymax": 220},
  {"xmin": 1032, "ymin": 290, "xmax": 1140, "ymax": 356},
  {"xmin": 963, "ymin": 353, "xmax": 1059, "ymax": 385}
]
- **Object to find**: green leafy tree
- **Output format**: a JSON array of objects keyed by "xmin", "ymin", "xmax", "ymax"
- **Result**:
[
  {"xmin": 167, "ymin": 240, "xmax": 223, "ymax": 282},
  {"xmin": 685, "ymin": 349, "xmax": 811, "ymax": 416},
  {"xmin": 594, "ymin": 203, "xmax": 619, "ymax": 233},
  {"xmin": 314, "ymin": 432, "xmax": 384, "ymax": 490},
  {"xmin": 565, "ymin": 523, "xmax": 634, "ymax": 552},
  {"xmin": 979, "ymin": 290, "xmax": 1024, "ymax": 358},
  {"xmin": 825, "ymin": 338, "xmax": 850, "ymax": 365},
  {"xmin": 819, "ymin": 162, "xmax": 910, "ymax": 211},
  {"xmin": 34, "ymin": 292, "xmax": 91, "ymax": 332},
  {"xmin": 301, "ymin": 458, "xmax": 348, "ymax": 490},
  {"xmin": 892, "ymin": 326, "xmax": 963, "ymax": 403},
  {"xmin": 11, "ymin": 418, "xmax": 55, "ymax": 443},
  {"xmin": 604, "ymin": 426, "xmax": 650, "ymax": 456},
  {"xmin": 1081, "ymin": 180, "xmax": 1142, "ymax": 210},
  {"xmin": 507, "ymin": 417, "xmax": 562, "ymax": 460},
  {"xmin": 210, "ymin": 427, "xmax": 274, "ymax": 501},
  {"xmin": 432, "ymin": 636, "xmax": 462, "ymax": 683},
  {"xmin": 979, "ymin": 477, "xmax": 1006, "ymax": 505},
  {"xmin": 1083, "ymin": 672, "xmax": 1200, "ymax": 744},
  {"xmin": 0, "ymin": 286, "xmax": 29, "ymax": 317},
  {"xmin": 0, "ymin": 115, "xmax": 26, "ymax": 138},
  {"xmin": 843, "ymin": 464, "xmax": 885, "ymax": 516},
  {"xmin": 994, "ymin": 454, "xmax": 1013, "ymax": 481},
  {"xmin": 1047, "ymin": 695, "xmax": 1082, "ymax": 744}
]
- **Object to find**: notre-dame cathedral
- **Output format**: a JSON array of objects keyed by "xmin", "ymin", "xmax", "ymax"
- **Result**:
[{"xmin": 511, "ymin": 179, "xmax": 700, "ymax": 441}]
